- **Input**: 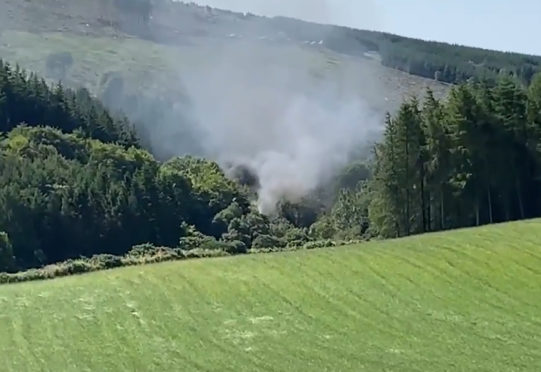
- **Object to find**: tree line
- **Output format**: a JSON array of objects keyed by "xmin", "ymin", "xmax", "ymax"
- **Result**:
[
  {"xmin": 3, "ymin": 57, "xmax": 541, "ymax": 275},
  {"xmin": 0, "ymin": 60, "xmax": 331, "ymax": 272},
  {"xmin": 377, "ymin": 38, "xmax": 540, "ymax": 85},
  {"xmin": 268, "ymin": 11, "xmax": 541, "ymax": 85},
  {"xmin": 369, "ymin": 74, "xmax": 541, "ymax": 237},
  {"xmin": 0, "ymin": 60, "xmax": 137, "ymax": 145}
]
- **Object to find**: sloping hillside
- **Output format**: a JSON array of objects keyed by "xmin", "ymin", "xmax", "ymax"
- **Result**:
[
  {"xmin": 0, "ymin": 0, "xmax": 454, "ymax": 160},
  {"xmin": 1, "ymin": 220, "xmax": 540, "ymax": 371}
]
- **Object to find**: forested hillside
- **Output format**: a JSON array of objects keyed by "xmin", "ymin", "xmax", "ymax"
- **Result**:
[
  {"xmin": 2, "ymin": 57, "xmax": 541, "ymax": 277},
  {"xmin": 370, "ymin": 75, "xmax": 541, "ymax": 237},
  {"xmin": 0, "ymin": 61, "xmax": 136, "ymax": 145},
  {"xmin": 0, "ymin": 61, "xmax": 347, "ymax": 273},
  {"xmin": 2, "ymin": 0, "xmax": 538, "ymax": 86},
  {"xmin": 270, "ymin": 16, "xmax": 541, "ymax": 85}
]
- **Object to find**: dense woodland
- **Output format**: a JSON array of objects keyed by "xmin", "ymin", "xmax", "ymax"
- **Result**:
[
  {"xmin": 2, "ymin": 55, "xmax": 541, "ymax": 274},
  {"xmin": 370, "ymin": 74, "xmax": 541, "ymax": 237},
  {"xmin": 0, "ymin": 60, "xmax": 351, "ymax": 272},
  {"xmin": 268, "ymin": 16, "xmax": 541, "ymax": 85}
]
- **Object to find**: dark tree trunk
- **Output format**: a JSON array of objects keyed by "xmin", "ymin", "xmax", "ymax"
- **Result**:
[
  {"xmin": 516, "ymin": 179, "xmax": 525, "ymax": 220},
  {"xmin": 427, "ymin": 191, "xmax": 432, "ymax": 232},
  {"xmin": 420, "ymin": 174, "xmax": 426, "ymax": 233},
  {"xmin": 487, "ymin": 185, "xmax": 493, "ymax": 224},
  {"xmin": 440, "ymin": 191, "xmax": 445, "ymax": 230},
  {"xmin": 475, "ymin": 199, "xmax": 480, "ymax": 226}
]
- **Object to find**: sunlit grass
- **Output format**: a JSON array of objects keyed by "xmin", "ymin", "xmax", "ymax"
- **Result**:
[{"xmin": 1, "ymin": 220, "xmax": 540, "ymax": 371}]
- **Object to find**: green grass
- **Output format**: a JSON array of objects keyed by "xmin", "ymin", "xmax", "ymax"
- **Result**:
[{"xmin": 1, "ymin": 221, "xmax": 541, "ymax": 371}]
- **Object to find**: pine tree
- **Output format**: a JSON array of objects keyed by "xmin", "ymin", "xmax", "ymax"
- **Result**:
[{"xmin": 422, "ymin": 88, "xmax": 451, "ymax": 230}]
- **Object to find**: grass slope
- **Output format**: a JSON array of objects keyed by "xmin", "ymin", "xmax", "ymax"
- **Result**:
[{"xmin": 1, "ymin": 221, "xmax": 541, "ymax": 371}]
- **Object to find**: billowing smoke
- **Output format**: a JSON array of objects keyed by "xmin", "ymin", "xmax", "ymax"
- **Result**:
[
  {"xmin": 174, "ymin": 37, "xmax": 382, "ymax": 213},
  {"xmin": 101, "ymin": 1, "xmax": 385, "ymax": 214}
]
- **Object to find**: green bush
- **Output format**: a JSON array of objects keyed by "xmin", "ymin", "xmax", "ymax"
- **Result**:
[
  {"xmin": 284, "ymin": 228, "xmax": 309, "ymax": 245},
  {"xmin": 309, "ymin": 215, "xmax": 336, "ymax": 240},
  {"xmin": 251, "ymin": 234, "xmax": 287, "ymax": 249},
  {"xmin": 0, "ymin": 272, "xmax": 9, "ymax": 283},
  {"xmin": 123, "ymin": 247, "xmax": 182, "ymax": 266},
  {"xmin": 303, "ymin": 240, "xmax": 337, "ymax": 250},
  {"xmin": 0, "ymin": 233, "xmax": 348, "ymax": 285},
  {"xmin": 287, "ymin": 240, "xmax": 305, "ymax": 249},
  {"xmin": 183, "ymin": 249, "xmax": 230, "ymax": 259},
  {"xmin": 89, "ymin": 254, "xmax": 123, "ymax": 269},
  {"xmin": 128, "ymin": 243, "xmax": 157, "ymax": 257},
  {"xmin": 63, "ymin": 260, "xmax": 94, "ymax": 275},
  {"xmin": 198, "ymin": 238, "xmax": 231, "ymax": 252},
  {"xmin": 225, "ymin": 240, "xmax": 248, "ymax": 254}
]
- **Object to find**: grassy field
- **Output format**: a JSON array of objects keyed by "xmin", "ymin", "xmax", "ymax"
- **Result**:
[{"xmin": 1, "ymin": 221, "xmax": 541, "ymax": 371}]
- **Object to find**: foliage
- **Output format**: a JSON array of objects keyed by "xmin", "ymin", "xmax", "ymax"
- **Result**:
[
  {"xmin": 303, "ymin": 240, "xmax": 337, "ymax": 250},
  {"xmin": 334, "ymin": 161, "xmax": 371, "ymax": 191},
  {"xmin": 7, "ymin": 57, "xmax": 541, "ymax": 275},
  {"xmin": 0, "ymin": 121, "xmax": 308, "ymax": 272},
  {"xmin": 128, "ymin": 243, "xmax": 158, "ymax": 258},
  {"xmin": 0, "ymin": 61, "xmax": 301, "ymax": 273},
  {"xmin": 178, "ymin": 223, "xmax": 214, "ymax": 251},
  {"xmin": 251, "ymin": 235, "xmax": 287, "ymax": 250},
  {"xmin": 270, "ymin": 14, "xmax": 541, "ymax": 85},
  {"xmin": 0, "ymin": 232, "xmax": 14, "ymax": 273},
  {"xmin": 369, "ymin": 75, "xmax": 541, "ymax": 237},
  {"xmin": 0, "ymin": 59, "xmax": 137, "ymax": 145}
]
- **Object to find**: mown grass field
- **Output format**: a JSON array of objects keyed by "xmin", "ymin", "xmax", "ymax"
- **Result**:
[{"xmin": 1, "ymin": 221, "xmax": 541, "ymax": 371}]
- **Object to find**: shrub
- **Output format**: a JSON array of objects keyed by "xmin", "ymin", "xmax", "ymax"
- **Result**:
[
  {"xmin": 89, "ymin": 254, "xmax": 123, "ymax": 269},
  {"xmin": 309, "ymin": 216, "xmax": 336, "ymax": 240},
  {"xmin": 287, "ymin": 240, "xmax": 305, "ymax": 249},
  {"xmin": 183, "ymin": 249, "xmax": 230, "ymax": 259},
  {"xmin": 303, "ymin": 240, "xmax": 337, "ymax": 250},
  {"xmin": 123, "ymin": 247, "xmax": 181, "ymax": 266},
  {"xmin": 198, "ymin": 238, "xmax": 230, "ymax": 252},
  {"xmin": 179, "ymin": 223, "xmax": 216, "ymax": 251},
  {"xmin": 128, "ymin": 243, "xmax": 157, "ymax": 257},
  {"xmin": 0, "ymin": 232, "xmax": 345, "ymax": 285},
  {"xmin": 63, "ymin": 260, "xmax": 94, "ymax": 275},
  {"xmin": 284, "ymin": 228, "xmax": 309, "ymax": 245},
  {"xmin": 199, "ymin": 239, "xmax": 247, "ymax": 254},
  {"xmin": 225, "ymin": 240, "xmax": 247, "ymax": 254},
  {"xmin": 251, "ymin": 234, "xmax": 287, "ymax": 249}
]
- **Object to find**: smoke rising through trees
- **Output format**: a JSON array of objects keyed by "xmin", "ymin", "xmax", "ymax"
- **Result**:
[{"xmin": 177, "ymin": 47, "xmax": 382, "ymax": 212}]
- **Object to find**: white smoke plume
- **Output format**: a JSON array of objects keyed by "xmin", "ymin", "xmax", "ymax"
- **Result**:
[
  {"xmin": 178, "ymin": 36, "xmax": 382, "ymax": 213},
  {"xmin": 111, "ymin": 0, "xmax": 385, "ymax": 213}
]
